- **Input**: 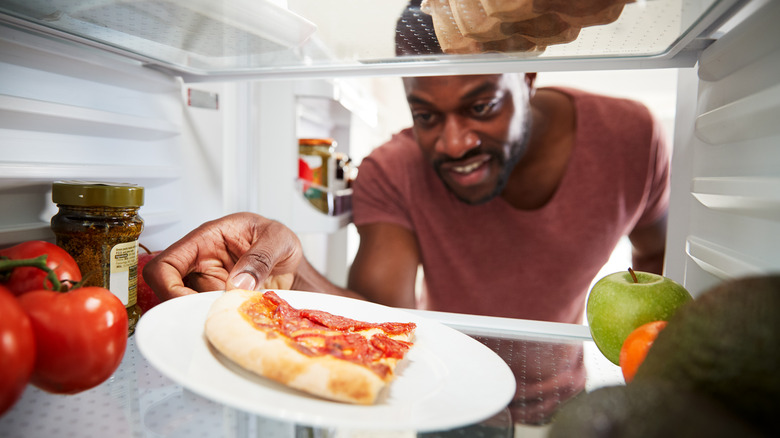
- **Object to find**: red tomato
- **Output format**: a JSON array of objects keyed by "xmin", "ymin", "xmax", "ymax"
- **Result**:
[
  {"xmin": 137, "ymin": 251, "xmax": 161, "ymax": 312},
  {"xmin": 17, "ymin": 287, "xmax": 128, "ymax": 394},
  {"xmin": 619, "ymin": 320, "xmax": 667, "ymax": 383},
  {"xmin": 0, "ymin": 241, "xmax": 82, "ymax": 295},
  {"xmin": 0, "ymin": 285, "xmax": 36, "ymax": 416}
]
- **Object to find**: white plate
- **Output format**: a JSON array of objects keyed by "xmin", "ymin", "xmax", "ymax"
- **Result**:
[{"xmin": 135, "ymin": 290, "xmax": 516, "ymax": 432}]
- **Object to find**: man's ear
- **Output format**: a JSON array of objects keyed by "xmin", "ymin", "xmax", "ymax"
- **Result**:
[{"xmin": 525, "ymin": 73, "xmax": 538, "ymax": 93}]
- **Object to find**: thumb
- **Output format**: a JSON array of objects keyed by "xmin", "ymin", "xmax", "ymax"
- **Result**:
[{"xmin": 227, "ymin": 270, "xmax": 260, "ymax": 291}]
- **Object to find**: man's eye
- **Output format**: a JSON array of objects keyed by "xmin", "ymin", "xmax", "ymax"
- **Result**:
[
  {"xmin": 472, "ymin": 101, "xmax": 497, "ymax": 116},
  {"xmin": 413, "ymin": 111, "xmax": 437, "ymax": 125}
]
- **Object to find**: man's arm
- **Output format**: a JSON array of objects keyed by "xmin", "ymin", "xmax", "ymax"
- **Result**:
[
  {"xmin": 628, "ymin": 106, "xmax": 671, "ymax": 276},
  {"xmin": 628, "ymin": 213, "xmax": 667, "ymax": 275},
  {"xmin": 143, "ymin": 212, "xmax": 420, "ymax": 309},
  {"xmin": 347, "ymin": 222, "xmax": 420, "ymax": 309}
]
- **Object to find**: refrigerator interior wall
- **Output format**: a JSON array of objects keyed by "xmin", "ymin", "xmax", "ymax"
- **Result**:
[
  {"xmin": 0, "ymin": 25, "xmax": 227, "ymax": 251},
  {"xmin": 665, "ymin": 0, "xmax": 780, "ymax": 296}
]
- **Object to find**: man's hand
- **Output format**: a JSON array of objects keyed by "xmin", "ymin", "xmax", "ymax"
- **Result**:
[{"xmin": 142, "ymin": 212, "xmax": 303, "ymax": 302}]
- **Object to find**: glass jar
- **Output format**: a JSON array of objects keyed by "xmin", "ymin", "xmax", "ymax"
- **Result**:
[
  {"xmin": 51, "ymin": 181, "xmax": 144, "ymax": 336},
  {"xmin": 299, "ymin": 138, "xmax": 336, "ymax": 214}
]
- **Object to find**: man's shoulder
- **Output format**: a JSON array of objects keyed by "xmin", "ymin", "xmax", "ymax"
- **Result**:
[
  {"xmin": 373, "ymin": 128, "xmax": 417, "ymax": 152},
  {"xmin": 362, "ymin": 128, "xmax": 420, "ymax": 166},
  {"xmin": 547, "ymin": 86, "xmax": 652, "ymax": 120},
  {"xmin": 354, "ymin": 127, "xmax": 422, "ymax": 191}
]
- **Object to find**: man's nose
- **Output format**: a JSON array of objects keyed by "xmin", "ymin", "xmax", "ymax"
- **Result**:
[{"xmin": 435, "ymin": 115, "xmax": 481, "ymax": 158}]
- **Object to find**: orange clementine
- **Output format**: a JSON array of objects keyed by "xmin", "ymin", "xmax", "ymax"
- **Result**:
[{"xmin": 619, "ymin": 320, "xmax": 667, "ymax": 382}]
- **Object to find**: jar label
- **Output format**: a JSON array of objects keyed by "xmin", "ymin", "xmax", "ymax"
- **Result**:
[
  {"xmin": 109, "ymin": 241, "xmax": 138, "ymax": 307},
  {"xmin": 299, "ymin": 155, "xmax": 325, "ymax": 186}
]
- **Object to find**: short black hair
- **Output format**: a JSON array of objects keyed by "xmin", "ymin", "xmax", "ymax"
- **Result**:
[{"xmin": 395, "ymin": 0, "xmax": 442, "ymax": 56}]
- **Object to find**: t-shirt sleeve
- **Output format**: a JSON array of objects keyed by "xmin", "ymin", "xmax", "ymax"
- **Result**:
[
  {"xmin": 634, "ymin": 113, "xmax": 671, "ymax": 229},
  {"xmin": 351, "ymin": 138, "xmax": 415, "ymax": 231}
]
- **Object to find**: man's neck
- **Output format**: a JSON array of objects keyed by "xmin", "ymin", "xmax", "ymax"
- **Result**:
[{"xmin": 500, "ymin": 88, "xmax": 576, "ymax": 210}]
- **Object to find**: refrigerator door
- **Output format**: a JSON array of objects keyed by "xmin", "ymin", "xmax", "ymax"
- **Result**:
[
  {"xmin": 665, "ymin": 0, "xmax": 780, "ymax": 295},
  {"xmin": 0, "ymin": 0, "xmax": 746, "ymax": 80}
]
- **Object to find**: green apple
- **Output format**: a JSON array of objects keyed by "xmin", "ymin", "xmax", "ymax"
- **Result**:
[{"xmin": 586, "ymin": 269, "xmax": 692, "ymax": 365}]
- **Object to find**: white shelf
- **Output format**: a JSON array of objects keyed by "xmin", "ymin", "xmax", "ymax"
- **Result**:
[
  {"xmin": 694, "ymin": 83, "xmax": 780, "ymax": 145},
  {"xmin": 0, "ymin": 162, "xmax": 180, "ymax": 188},
  {"xmin": 0, "ymin": 94, "xmax": 180, "ymax": 140},
  {"xmin": 691, "ymin": 176, "xmax": 780, "ymax": 218},
  {"xmin": 685, "ymin": 236, "xmax": 766, "ymax": 280},
  {"xmin": 405, "ymin": 309, "xmax": 592, "ymax": 341}
]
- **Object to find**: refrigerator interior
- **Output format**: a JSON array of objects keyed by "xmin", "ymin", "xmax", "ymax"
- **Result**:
[{"xmin": 0, "ymin": 0, "xmax": 779, "ymax": 436}]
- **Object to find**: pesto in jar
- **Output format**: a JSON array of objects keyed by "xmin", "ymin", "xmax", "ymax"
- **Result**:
[{"xmin": 51, "ymin": 181, "xmax": 144, "ymax": 336}]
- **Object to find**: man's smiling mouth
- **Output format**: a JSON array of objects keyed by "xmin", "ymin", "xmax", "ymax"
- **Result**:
[
  {"xmin": 445, "ymin": 154, "xmax": 492, "ymax": 175},
  {"xmin": 452, "ymin": 160, "xmax": 484, "ymax": 173}
]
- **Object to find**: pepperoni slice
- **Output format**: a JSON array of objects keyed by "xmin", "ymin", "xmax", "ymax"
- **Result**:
[{"xmin": 238, "ymin": 291, "xmax": 415, "ymax": 378}]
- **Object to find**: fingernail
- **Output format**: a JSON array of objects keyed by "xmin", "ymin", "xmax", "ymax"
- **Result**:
[{"xmin": 228, "ymin": 272, "xmax": 257, "ymax": 291}]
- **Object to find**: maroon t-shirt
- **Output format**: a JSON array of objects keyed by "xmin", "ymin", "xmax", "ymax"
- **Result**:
[{"xmin": 352, "ymin": 87, "xmax": 670, "ymax": 324}]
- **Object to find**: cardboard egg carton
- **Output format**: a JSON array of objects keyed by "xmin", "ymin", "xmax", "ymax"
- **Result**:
[{"xmin": 421, "ymin": 0, "xmax": 633, "ymax": 54}]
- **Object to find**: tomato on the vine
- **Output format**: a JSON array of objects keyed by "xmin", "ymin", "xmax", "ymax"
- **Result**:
[
  {"xmin": 619, "ymin": 320, "xmax": 667, "ymax": 383},
  {"xmin": 0, "ymin": 241, "xmax": 82, "ymax": 295},
  {"xmin": 0, "ymin": 285, "xmax": 36, "ymax": 416},
  {"xmin": 17, "ymin": 286, "xmax": 128, "ymax": 394}
]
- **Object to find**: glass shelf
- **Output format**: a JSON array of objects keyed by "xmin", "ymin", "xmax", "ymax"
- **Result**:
[
  {"xmin": 0, "ymin": 309, "xmax": 622, "ymax": 437},
  {"xmin": 0, "ymin": 0, "xmax": 746, "ymax": 81}
]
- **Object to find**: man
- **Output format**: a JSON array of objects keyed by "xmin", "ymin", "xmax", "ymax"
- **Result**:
[
  {"xmin": 146, "ymin": 73, "xmax": 668, "ymax": 320},
  {"xmin": 144, "ymin": 72, "xmax": 669, "ymax": 424}
]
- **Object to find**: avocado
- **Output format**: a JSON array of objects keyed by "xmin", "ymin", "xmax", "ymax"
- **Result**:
[
  {"xmin": 634, "ymin": 274, "xmax": 780, "ymax": 435},
  {"xmin": 548, "ymin": 380, "xmax": 762, "ymax": 438}
]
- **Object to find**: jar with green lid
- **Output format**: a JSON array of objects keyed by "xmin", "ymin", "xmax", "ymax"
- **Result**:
[{"xmin": 51, "ymin": 181, "xmax": 144, "ymax": 336}]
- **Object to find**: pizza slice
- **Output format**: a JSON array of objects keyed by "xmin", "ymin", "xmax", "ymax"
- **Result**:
[{"xmin": 204, "ymin": 290, "xmax": 416, "ymax": 405}]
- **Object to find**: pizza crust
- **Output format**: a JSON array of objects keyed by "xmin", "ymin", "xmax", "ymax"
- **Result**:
[{"xmin": 204, "ymin": 290, "xmax": 395, "ymax": 405}]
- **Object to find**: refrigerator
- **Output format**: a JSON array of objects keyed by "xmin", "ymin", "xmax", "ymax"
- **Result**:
[{"xmin": 0, "ymin": 0, "xmax": 777, "ymax": 436}]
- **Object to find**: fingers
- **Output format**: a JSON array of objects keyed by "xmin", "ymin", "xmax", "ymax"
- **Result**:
[
  {"xmin": 226, "ymin": 220, "xmax": 303, "ymax": 291},
  {"xmin": 142, "ymin": 213, "xmax": 303, "ymax": 301},
  {"xmin": 142, "ymin": 213, "xmax": 254, "ymax": 300},
  {"xmin": 142, "ymin": 251, "xmax": 199, "ymax": 301}
]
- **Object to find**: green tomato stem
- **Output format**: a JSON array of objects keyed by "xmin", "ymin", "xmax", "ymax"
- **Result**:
[{"xmin": 0, "ymin": 254, "xmax": 64, "ymax": 291}]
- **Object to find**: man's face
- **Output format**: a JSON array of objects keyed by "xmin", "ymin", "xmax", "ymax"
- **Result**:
[{"xmin": 404, "ymin": 74, "xmax": 532, "ymax": 205}]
